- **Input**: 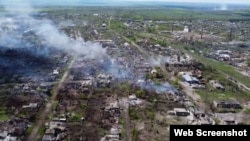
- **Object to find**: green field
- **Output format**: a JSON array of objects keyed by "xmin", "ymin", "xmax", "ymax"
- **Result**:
[
  {"xmin": 197, "ymin": 88, "xmax": 250, "ymax": 103},
  {"xmin": 38, "ymin": 6, "xmax": 250, "ymax": 21},
  {"xmin": 0, "ymin": 107, "xmax": 9, "ymax": 121},
  {"xmin": 193, "ymin": 53, "xmax": 250, "ymax": 88},
  {"xmin": 170, "ymin": 43, "xmax": 250, "ymax": 88}
]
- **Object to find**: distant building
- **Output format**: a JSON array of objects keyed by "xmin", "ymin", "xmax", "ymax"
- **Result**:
[
  {"xmin": 42, "ymin": 134, "xmax": 54, "ymax": 141},
  {"xmin": 183, "ymin": 26, "xmax": 190, "ymax": 32},
  {"xmin": 102, "ymin": 23, "xmax": 107, "ymax": 28},
  {"xmin": 52, "ymin": 69, "xmax": 59, "ymax": 75},
  {"xmin": 22, "ymin": 103, "xmax": 39, "ymax": 109},
  {"xmin": 182, "ymin": 74, "xmax": 199, "ymax": 84},
  {"xmin": 151, "ymin": 69, "xmax": 157, "ymax": 74},
  {"xmin": 209, "ymin": 80, "xmax": 225, "ymax": 90},
  {"xmin": 218, "ymin": 54, "xmax": 231, "ymax": 61},
  {"xmin": 173, "ymin": 108, "xmax": 190, "ymax": 116},
  {"xmin": 213, "ymin": 99, "xmax": 242, "ymax": 109}
]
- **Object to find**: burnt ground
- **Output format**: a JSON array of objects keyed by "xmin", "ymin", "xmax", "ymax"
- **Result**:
[
  {"xmin": 55, "ymin": 86, "xmax": 115, "ymax": 141},
  {"xmin": 0, "ymin": 47, "xmax": 66, "ymax": 83},
  {"xmin": 82, "ymin": 91, "xmax": 110, "ymax": 141},
  {"xmin": 127, "ymin": 90, "xmax": 185, "ymax": 141}
]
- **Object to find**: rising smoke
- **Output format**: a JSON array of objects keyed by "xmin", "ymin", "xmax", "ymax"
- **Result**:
[
  {"xmin": 214, "ymin": 4, "xmax": 228, "ymax": 11},
  {"xmin": 148, "ymin": 56, "xmax": 170, "ymax": 67},
  {"xmin": 0, "ymin": 0, "xmax": 107, "ymax": 59},
  {"xmin": 0, "ymin": 0, "xmax": 178, "ymax": 94}
]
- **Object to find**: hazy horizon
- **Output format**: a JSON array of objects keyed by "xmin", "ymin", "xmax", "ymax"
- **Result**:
[{"xmin": 1, "ymin": 0, "xmax": 250, "ymax": 7}]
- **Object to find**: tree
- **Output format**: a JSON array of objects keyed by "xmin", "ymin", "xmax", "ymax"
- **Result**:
[
  {"xmin": 132, "ymin": 125, "xmax": 139, "ymax": 141},
  {"xmin": 136, "ymin": 90, "xmax": 145, "ymax": 98},
  {"xmin": 247, "ymin": 58, "xmax": 250, "ymax": 67},
  {"xmin": 147, "ymin": 27, "xmax": 156, "ymax": 33}
]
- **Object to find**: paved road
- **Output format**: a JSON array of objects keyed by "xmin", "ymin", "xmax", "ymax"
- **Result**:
[{"xmin": 26, "ymin": 58, "xmax": 75, "ymax": 141}]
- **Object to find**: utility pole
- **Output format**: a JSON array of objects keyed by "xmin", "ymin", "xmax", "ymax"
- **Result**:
[
  {"xmin": 201, "ymin": 27, "xmax": 204, "ymax": 39},
  {"xmin": 242, "ymin": 29, "xmax": 245, "ymax": 41},
  {"xmin": 171, "ymin": 20, "xmax": 174, "ymax": 32},
  {"xmin": 229, "ymin": 27, "xmax": 233, "ymax": 41},
  {"xmin": 200, "ymin": 22, "xmax": 204, "ymax": 39}
]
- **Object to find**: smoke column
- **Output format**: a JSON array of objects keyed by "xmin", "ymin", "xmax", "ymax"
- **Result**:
[
  {"xmin": 0, "ymin": 0, "xmax": 106, "ymax": 59},
  {"xmin": 0, "ymin": 0, "xmax": 178, "ymax": 94}
]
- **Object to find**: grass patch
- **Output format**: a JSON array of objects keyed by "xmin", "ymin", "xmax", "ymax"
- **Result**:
[
  {"xmin": 129, "ymin": 105, "xmax": 156, "ymax": 121},
  {"xmin": 0, "ymin": 107, "xmax": 9, "ymax": 121},
  {"xmin": 244, "ymin": 108, "xmax": 250, "ymax": 114},
  {"xmin": 120, "ymin": 117, "xmax": 126, "ymax": 139},
  {"xmin": 132, "ymin": 125, "xmax": 139, "ymax": 141},
  {"xmin": 0, "ymin": 114, "xmax": 9, "ymax": 121},
  {"xmin": 197, "ymin": 90, "xmax": 244, "ymax": 113},
  {"xmin": 129, "ymin": 107, "xmax": 140, "ymax": 120},
  {"xmin": 52, "ymin": 101, "xmax": 59, "ymax": 110},
  {"xmin": 68, "ymin": 112, "xmax": 83, "ymax": 122},
  {"xmin": 46, "ymin": 112, "xmax": 53, "ymax": 120},
  {"xmin": 38, "ymin": 125, "xmax": 46, "ymax": 136},
  {"xmin": 196, "ymin": 88, "xmax": 250, "ymax": 104},
  {"xmin": 80, "ymin": 104, "xmax": 87, "ymax": 110},
  {"xmin": 192, "ymin": 53, "xmax": 250, "ymax": 88},
  {"xmin": 147, "ymin": 110, "xmax": 155, "ymax": 121},
  {"xmin": 170, "ymin": 43, "xmax": 250, "ymax": 88},
  {"xmin": 26, "ymin": 125, "xmax": 34, "ymax": 135},
  {"xmin": 169, "ymin": 79, "xmax": 182, "ymax": 90}
]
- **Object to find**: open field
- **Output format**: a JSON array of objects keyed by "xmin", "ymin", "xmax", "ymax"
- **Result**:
[
  {"xmin": 192, "ymin": 53, "xmax": 250, "ymax": 88},
  {"xmin": 37, "ymin": 6, "xmax": 250, "ymax": 21}
]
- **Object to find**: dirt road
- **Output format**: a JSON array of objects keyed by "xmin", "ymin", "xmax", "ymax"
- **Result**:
[
  {"xmin": 179, "ymin": 81, "xmax": 207, "ymax": 110},
  {"xmin": 121, "ymin": 33, "xmax": 208, "ymax": 111},
  {"xmin": 119, "ymin": 98, "xmax": 132, "ymax": 141},
  {"xmin": 26, "ymin": 58, "xmax": 75, "ymax": 141}
]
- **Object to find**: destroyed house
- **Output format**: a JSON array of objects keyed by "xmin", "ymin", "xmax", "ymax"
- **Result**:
[
  {"xmin": 173, "ymin": 108, "xmax": 190, "ymax": 116},
  {"xmin": 40, "ymin": 83, "xmax": 54, "ymax": 90},
  {"xmin": 0, "ymin": 131, "xmax": 8, "ymax": 140},
  {"xmin": 209, "ymin": 80, "xmax": 225, "ymax": 90},
  {"xmin": 182, "ymin": 74, "xmax": 199, "ymax": 84},
  {"xmin": 223, "ymin": 116, "xmax": 237, "ymax": 125},
  {"xmin": 194, "ymin": 110, "xmax": 205, "ymax": 118},
  {"xmin": 42, "ymin": 135, "xmax": 54, "ymax": 141},
  {"xmin": 213, "ymin": 100, "xmax": 242, "ymax": 109}
]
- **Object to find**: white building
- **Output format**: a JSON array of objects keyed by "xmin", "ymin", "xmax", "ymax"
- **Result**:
[{"xmin": 183, "ymin": 26, "xmax": 190, "ymax": 32}]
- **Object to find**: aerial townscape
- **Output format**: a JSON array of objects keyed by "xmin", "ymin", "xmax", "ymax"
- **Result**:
[{"xmin": 0, "ymin": 0, "xmax": 250, "ymax": 141}]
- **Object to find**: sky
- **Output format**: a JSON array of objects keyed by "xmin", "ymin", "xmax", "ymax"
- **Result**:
[
  {"xmin": 1, "ymin": 0, "xmax": 250, "ymax": 6},
  {"xmin": 125, "ymin": 0, "xmax": 250, "ymax": 4}
]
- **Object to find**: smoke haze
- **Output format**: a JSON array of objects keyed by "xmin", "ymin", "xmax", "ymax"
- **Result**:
[
  {"xmin": 0, "ymin": 0, "xmax": 178, "ymax": 94},
  {"xmin": 0, "ymin": 0, "xmax": 107, "ymax": 59}
]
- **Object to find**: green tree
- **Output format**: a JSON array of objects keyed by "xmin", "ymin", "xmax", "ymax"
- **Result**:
[
  {"xmin": 147, "ymin": 27, "xmax": 156, "ymax": 33},
  {"xmin": 132, "ymin": 126, "xmax": 139, "ymax": 141},
  {"xmin": 136, "ymin": 90, "xmax": 145, "ymax": 98},
  {"xmin": 247, "ymin": 58, "xmax": 250, "ymax": 67}
]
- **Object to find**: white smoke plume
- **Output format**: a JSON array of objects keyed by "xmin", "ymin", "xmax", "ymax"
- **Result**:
[
  {"xmin": 2, "ymin": 0, "xmax": 35, "ymax": 15},
  {"xmin": 0, "ymin": 0, "xmax": 107, "ymax": 59},
  {"xmin": 148, "ymin": 56, "xmax": 170, "ymax": 67},
  {"xmin": 0, "ymin": 0, "xmax": 179, "ymax": 94},
  {"xmin": 214, "ymin": 4, "xmax": 228, "ymax": 11}
]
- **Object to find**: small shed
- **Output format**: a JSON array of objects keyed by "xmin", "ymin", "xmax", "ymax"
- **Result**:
[
  {"xmin": 174, "ymin": 108, "xmax": 190, "ymax": 116},
  {"xmin": 182, "ymin": 74, "xmax": 199, "ymax": 84}
]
